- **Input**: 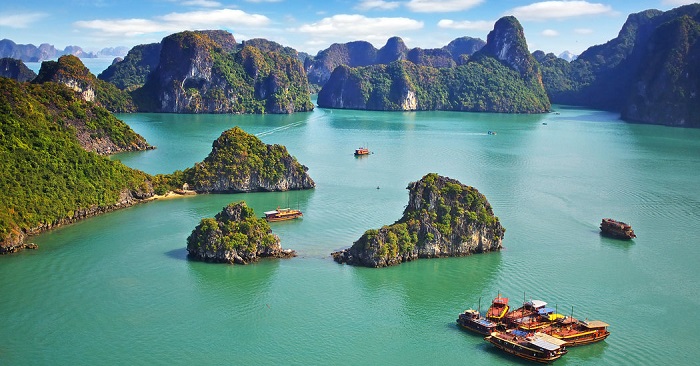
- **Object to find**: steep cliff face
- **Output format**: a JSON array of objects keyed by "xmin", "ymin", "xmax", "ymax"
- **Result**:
[
  {"xmin": 133, "ymin": 30, "xmax": 313, "ymax": 114},
  {"xmin": 332, "ymin": 173, "xmax": 505, "ymax": 268},
  {"xmin": 183, "ymin": 126, "xmax": 315, "ymax": 193},
  {"xmin": 622, "ymin": 14, "xmax": 700, "ymax": 127},
  {"xmin": 98, "ymin": 43, "xmax": 162, "ymax": 90},
  {"xmin": 306, "ymin": 36, "xmax": 485, "ymax": 87},
  {"xmin": 0, "ymin": 58, "xmax": 36, "ymax": 82},
  {"xmin": 186, "ymin": 202, "xmax": 296, "ymax": 264},
  {"xmin": 539, "ymin": 4, "xmax": 700, "ymax": 126},
  {"xmin": 478, "ymin": 16, "xmax": 539, "ymax": 77},
  {"xmin": 317, "ymin": 16, "xmax": 549, "ymax": 113},
  {"xmin": 34, "ymin": 55, "xmax": 136, "ymax": 113},
  {"xmin": 305, "ymin": 41, "xmax": 378, "ymax": 86}
]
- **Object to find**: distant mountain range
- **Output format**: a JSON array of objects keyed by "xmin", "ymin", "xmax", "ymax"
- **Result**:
[
  {"xmin": 0, "ymin": 39, "xmax": 128, "ymax": 61},
  {"xmin": 1, "ymin": 3, "xmax": 698, "ymax": 126}
]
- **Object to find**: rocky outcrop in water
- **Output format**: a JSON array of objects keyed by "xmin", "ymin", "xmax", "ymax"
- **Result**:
[
  {"xmin": 305, "ymin": 36, "xmax": 485, "ymax": 87},
  {"xmin": 182, "ymin": 126, "xmax": 315, "ymax": 193},
  {"xmin": 0, "ymin": 58, "xmax": 36, "ymax": 82},
  {"xmin": 332, "ymin": 173, "xmax": 505, "ymax": 268},
  {"xmin": 98, "ymin": 43, "xmax": 162, "ymax": 90},
  {"xmin": 187, "ymin": 202, "xmax": 296, "ymax": 264},
  {"xmin": 538, "ymin": 4, "xmax": 700, "ymax": 127},
  {"xmin": 131, "ymin": 30, "xmax": 313, "ymax": 114},
  {"xmin": 317, "ymin": 17, "xmax": 549, "ymax": 113}
]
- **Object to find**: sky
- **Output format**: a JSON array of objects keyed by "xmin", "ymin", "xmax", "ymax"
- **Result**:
[{"xmin": 1, "ymin": 0, "xmax": 698, "ymax": 57}]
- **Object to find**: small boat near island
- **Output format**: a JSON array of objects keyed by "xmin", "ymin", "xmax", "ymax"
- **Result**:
[
  {"xmin": 485, "ymin": 330, "xmax": 568, "ymax": 363},
  {"xmin": 486, "ymin": 294, "xmax": 509, "ymax": 322},
  {"xmin": 263, "ymin": 207, "xmax": 303, "ymax": 222},
  {"xmin": 600, "ymin": 218, "xmax": 636, "ymax": 239},
  {"xmin": 354, "ymin": 146, "xmax": 370, "ymax": 156}
]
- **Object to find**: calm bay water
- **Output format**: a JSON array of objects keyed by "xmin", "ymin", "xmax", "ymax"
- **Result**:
[{"xmin": 2, "ymin": 104, "xmax": 699, "ymax": 365}]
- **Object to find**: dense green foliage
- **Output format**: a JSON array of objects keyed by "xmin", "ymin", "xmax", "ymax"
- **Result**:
[
  {"xmin": 354, "ymin": 173, "xmax": 503, "ymax": 259},
  {"xmin": 0, "ymin": 77, "xmax": 152, "ymax": 246},
  {"xmin": 319, "ymin": 57, "xmax": 550, "ymax": 113},
  {"xmin": 179, "ymin": 126, "xmax": 306, "ymax": 191},
  {"xmin": 186, "ymin": 201, "xmax": 278, "ymax": 253},
  {"xmin": 98, "ymin": 43, "xmax": 162, "ymax": 91},
  {"xmin": 125, "ymin": 31, "xmax": 313, "ymax": 114},
  {"xmin": 0, "ymin": 58, "xmax": 36, "ymax": 82},
  {"xmin": 538, "ymin": 4, "xmax": 700, "ymax": 124},
  {"xmin": 35, "ymin": 55, "xmax": 135, "ymax": 112}
]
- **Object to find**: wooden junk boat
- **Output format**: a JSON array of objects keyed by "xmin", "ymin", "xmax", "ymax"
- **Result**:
[
  {"xmin": 486, "ymin": 294, "xmax": 510, "ymax": 322},
  {"xmin": 354, "ymin": 146, "xmax": 370, "ymax": 156},
  {"xmin": 456, "ymin": 309, "xmax": 498, "ymax": 336},
  {"xmin": 263, "ymin": 207, "xmax": 303, "ymax": 222},
  {"xmin": 544, "ymin": 318, "xmax": 611, "ymax": 347},
  {"xmin": 600, "ymin": 218, "xmax": 636, "ymax": 239},
  {"xmin": 485, "ymin": 330, "xmax": 568, "ymax": 363},
  {"xmin": 504, "ymin": 299, "xmax": 548, "ymax": 327}
]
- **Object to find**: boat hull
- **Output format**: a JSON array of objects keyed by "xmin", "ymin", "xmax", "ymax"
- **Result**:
[{"xmin": 485, "ymin": 335, "xmax": 564, "ymax": 363}]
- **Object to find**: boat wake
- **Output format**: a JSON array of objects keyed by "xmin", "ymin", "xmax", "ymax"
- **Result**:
[{"xmin": 255, "ymin": 120, "xmax": 307, "ymax": 137}]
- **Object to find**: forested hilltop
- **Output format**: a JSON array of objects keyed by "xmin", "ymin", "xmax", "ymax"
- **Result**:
[
  {"xmin": 0, "ymin": 76, "xmax": 314, "ymax": 252},
  {"xmin": 0, "ymin": 77, "xmax": 154, "ymax": 253},
  {"xmin": 536, "ymin": 4, "xmax": 700, "ymax": 127},
  {"xmin": 101, "ymin": 30, "xmax": 314, "ymax": 114},
  {"xmin": 317, "ymin": 17, "xmax": 549, "ymax": 113}
]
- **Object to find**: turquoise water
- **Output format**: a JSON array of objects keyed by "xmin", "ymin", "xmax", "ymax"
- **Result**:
[{"xmin": 2, "ymin": 105, "xmax": 699, "ymax": 364}]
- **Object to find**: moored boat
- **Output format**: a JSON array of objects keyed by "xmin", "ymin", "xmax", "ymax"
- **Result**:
[
  {"xmin": 263, "ymin": 207, "xmax": 303, "ymax": 222},
  {"xmin": 505, "ymin": 299, "xmax": 548, "ymax": 326},
  {"xmin": 486, "ymin": 294, "xmax": 510, "ymax": 322},
  {"xmin": 485, "ymin": 330, "xmax": 568, "ymax": 363},
  {"xmin": 545, "ymin": 318, "xmax": 610, "ymax": 346},
  {"xmin": 516, "ymin": 307, "xmax": 565, "ymax": 331},
  {"xmin": 600, "ymin": 218, "xmax": 636, "ymax": 239},
  {"xmin": 457, "ymin": 309, "xmax": 498, "ymax": 336}
]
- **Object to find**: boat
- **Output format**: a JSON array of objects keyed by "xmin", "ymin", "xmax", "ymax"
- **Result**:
[
  {"xmin": 354, "ymin": 146, "xmax": 370, "ymax": 156},
  {"xmin": 600, "ymin": 218, "xmax": 636, "ymax": 239},
  {"xmin": 515, "ymin": 307, "xmax": 565, "ymax": 331},
  {"xmin": 263, "ymin": 207, "xmax": 303, "ymax": 222},
  {"xmin": 486, "ymin": 294, "xmax": 510, "ymax": 322},
  {"xmin": 485, "ymin": 330, "xmax": 568, "ymax": 363},
  {"xmin": 504, "ymin": 300, "xmax": 548, "ymax": 326},
  {"xmin": 457, "ymin": 309, "xmax": 498, "ymax": 336},
  {"xmin": 544, "ymin": 318, "xmax": 610, "ymax": 347}
]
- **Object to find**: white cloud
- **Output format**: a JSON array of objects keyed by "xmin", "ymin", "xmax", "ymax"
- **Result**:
[
  {"xmin": 0, "ymin": 12, "xmax": 48, "ymax": 28},
  {"xmin": 181, "ymin": 0, "xmax": 222, "ymax": 7},
  {"xmin": 245, "ymin": 0, "xmax": 283, "ymax": 2},
  {"xmin": 662, "ymin": 0, "xmax": 698, "ymax": 5},
  {"xmin": 542, "ymin": 29, "xmax": 559, "ymax": 36},
  {"xmin": 574, "ymin": 28, "xmax": 593, "ymax": 34},
  {"xmin": 74, "ymin": 8, "xmax": 270, "ymax": 37},
  {"xmin": 437, "ymin": 19, "xmax": 494, "ymax": 31},
  {"xmin": 506, "ymin": 1, "xmax": 613, "ymax": 21},
  {"xmin": 356, "ymin": 0, "xmax": 401, "ymax": 10},
  {"xmin": 406, "ymin": 0, "xmax": 484, "ymax": 13},
  {"xmin": 295, "ymin": 14, "xmax": 423, "ymax": 44}
]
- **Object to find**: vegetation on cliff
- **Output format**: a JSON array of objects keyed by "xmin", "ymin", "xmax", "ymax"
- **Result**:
[
  {"xmin": 317, "ymin": 17, "xmax": 549, "ymax": 113},
  {"xmin": 187, "ymin": 201, "xmax": 295, "ymax": 264},
  {"xmin": 159, "ymin": 126, "xmax": 314, "ymax": 193},
  {"xmin": 0, "ymin": 77, "xmax": 153, "ymax": 251},
  {"xmin": 34, "ymin": 55, "xmax": 136, "ymax": 112},
  {"xmin": 332, "ymin": 173, "xmax": 505, "ymax": 268},
  {"xmin": 98, "ymin": 43, "xmax": 162, "ymax": 91},
  {"xmin": 0, "ymin": 58, "xmax": 36, "ymax": 82},
  {"xmin": 119, "ymin": 30, "xmax": 313, "ymax": 114},
  {"xmin": 537, "ymin": 4, "xmax": 700, "ymax": 127}
]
